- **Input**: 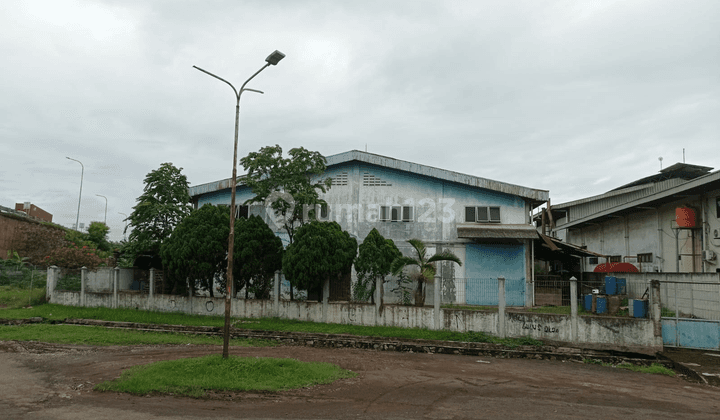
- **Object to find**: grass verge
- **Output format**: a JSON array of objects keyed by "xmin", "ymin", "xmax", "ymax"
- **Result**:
[
  {"xmin": 583, "ymin": 359, "xmax": 675, "ymax": 376},
  {"xmin": 442, "ymin": 304, "xmax": 497, "ymax": 312},
  {"xmin": 95, "ymin": 354, "xmax": 356, "ymax": 396},
  {"xmin": 0, "ymin": 324, "xmax": 274, "ymax": 347},
  {"xmin": 0, "ymin": 285, "xmax": 47, "ymax": 309},
  {"xmin": 0, "ymin": 303, "xmax": 543, "ymax": 348},
  {"xmin": 0, "ymin": 303, "xmax": 229, "ymax": 326}
]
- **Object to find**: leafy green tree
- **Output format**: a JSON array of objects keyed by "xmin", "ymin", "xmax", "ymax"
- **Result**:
[
  {"xmin": 353, "ymin": 228, "xmax": 401, "ymax": 304},
  {"xmin": 160, "ymin": 204, "xmax": 229, "ymax": 296},
  {"xmin": 282, "ymin": 221, "xmax": 357, "ymax": 299},
  {"xmin": 87, "ymin": 221, "xmax": 111, "ymax": 252},
  {"xmin": 390, "ymin": 239, "xmax": 462, "ymax": 307},
  {"xmin": 240, "ymin": 145, "xmax": 331, "ymax": 245},
  {"xmin": 125, "ymin": 163, "xmax": 192, "ymax": 262},
  {"xmin": 222, "ymin": 215, "xmax": 283, "ymax": 299}
]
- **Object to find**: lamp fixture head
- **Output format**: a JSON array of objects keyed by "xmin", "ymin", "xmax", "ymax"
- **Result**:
[{"xmin": 265, "ymin": 50, "xmax": 285, "ymax": 66}]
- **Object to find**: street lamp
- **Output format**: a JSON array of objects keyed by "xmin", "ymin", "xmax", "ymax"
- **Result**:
[
  {"xmin": 96, "ymin": 194, "xmax": 108, "ymax": 224},
  {"xmin": 118, "ymin": 212, "xmax": 128, "ymax": 241},
  {"xmin": 66, "ymin": 157, "xmax": 84, "ymax": 231},
  {"xmin": 194, "ymin": 50, "xmax": 285, "ymax": 359}
]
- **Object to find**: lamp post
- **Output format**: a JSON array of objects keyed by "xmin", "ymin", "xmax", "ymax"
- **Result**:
[
  {"xmin": 66, "ymin": 157, "xmax": 84, "ymax": 231},
  {"xmin": 96, "ymin": 194, "xmax": 108, "ymax": 224},
  {"xmin": 194, "ymin": 50, "xmax": 285, "ymax": 359},
  {"xmin": 118, "ymin": 212, "xmax": 128, "ymax": 241}
]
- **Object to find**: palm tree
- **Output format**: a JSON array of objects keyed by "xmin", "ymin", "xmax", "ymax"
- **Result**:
[{"xmin": 390, "ymin": 239, "xmax": 462, "ymax": 307}]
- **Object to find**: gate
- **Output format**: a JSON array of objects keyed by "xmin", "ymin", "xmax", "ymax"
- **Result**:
[{"xmin": 660, "ymin": 281, "xmax": 720, "ymax": 350}]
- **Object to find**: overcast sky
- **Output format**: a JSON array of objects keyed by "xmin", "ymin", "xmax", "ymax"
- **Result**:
[{"xmin": 1, "ymin": 0, "xmax": 718, "ymax": 241}]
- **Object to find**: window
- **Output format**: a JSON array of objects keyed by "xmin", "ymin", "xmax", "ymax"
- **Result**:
[
  {"xmin": 319, "ymin": 203, "xmax": 328, "ymax": 219},
  {"xmin": 380, "ymin": 205, "xmax": 413, "ymax": 222},
  {"xmin": 402, "ymin": 206, "xmax": 414, "ymax": 222},
  {"xmin": 638, "ymin": 253, "xmax": 653, "ymax": 263},
  {"xmin": 220, "ymin": 204, "xmax": 249, "ymax": 219},
  {"xmin": 588, "ymin": 257, "xmax": 599, "ymax": 265},
  {"xmin": 609, "ymin": 255, "xmax": 622, "ymax": 263},
  {"xmin": 465, "ymin": 206, "xmax": 501, "ymax": 223}
]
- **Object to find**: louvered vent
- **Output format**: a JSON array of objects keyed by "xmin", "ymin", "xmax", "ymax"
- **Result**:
[
  {"xmin": 331, "ymin": 172, "xmax": 348, "ymax": 186},
  {"xmin": 363, "ymin": 172, "xmax": 391, "ymax": 187}
]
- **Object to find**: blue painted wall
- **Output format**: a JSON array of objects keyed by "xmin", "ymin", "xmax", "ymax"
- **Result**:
[
  {"xmin": 663, "ymin": 319, "xmax": 720, "ymax": 350},
  {"xmin": 464, "ymin": 243, "xmax": 525, "ymax": 306}
]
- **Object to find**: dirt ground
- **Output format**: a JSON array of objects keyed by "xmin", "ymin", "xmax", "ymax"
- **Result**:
[{"xmin": 2, "ymin": 341, "xmax": 720, "ymax": 420}]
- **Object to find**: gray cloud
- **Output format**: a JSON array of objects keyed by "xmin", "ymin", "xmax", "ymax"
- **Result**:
[{"xmin": 1, "ymin": 0, "xmax": 718, "ymax": 241}]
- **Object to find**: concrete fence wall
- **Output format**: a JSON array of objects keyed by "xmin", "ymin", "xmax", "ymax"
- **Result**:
[
  {"xmin": 625, "ymin": 272, "xmax": 720, "ymax": 320},
  {"xmin": 45, "ymin": 267, "xmax": 663, "ymax": 352},
  {"xmin": 84, "ymin": 267, "xmax": 133, "ymax": 292}
]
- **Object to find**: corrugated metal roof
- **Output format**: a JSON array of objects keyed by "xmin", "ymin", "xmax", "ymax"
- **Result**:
[
  {"xmin": 553, "ymin": 183, "xmax": 654, "ymax": 209},
  {"xmin": 189, "ymin": 150, "xmax": 549, "ymax": 202},
  {"xmin": 457, "ymin": 224, "xmax": 539, "ymax": 239},
  {"xmin": 559, "ymin": 169, "xmax": 720, "ymax": 230}
]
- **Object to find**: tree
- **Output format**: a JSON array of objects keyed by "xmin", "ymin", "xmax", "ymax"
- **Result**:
[
  {"xmin": 282, "ymin": 221, "xmax": 357, "ymax": 299},
  {"xmin": 160, "ymin": 204, "xmax": 229, "ymax": 296},
  {"xmin": 125, "ymin": 163, "xmax": 192, "ymax": 262},
  {"xmin": 226, "ymin": 215, "xmax": 283, "ymax": 299},
  {"xmin": 353, "ymin": 228, "xmax": 401, "ymax": 304},
  {"xmin": 240, "ymin": 145, "xmax": 331, "ymax": 245},
  {"xmin": 390, "ymin": 239, "xmax": 462, "ymax": 307},
  {"xmin": 87, "ymin": 221, "xmax": 111, "ymax": 252}
]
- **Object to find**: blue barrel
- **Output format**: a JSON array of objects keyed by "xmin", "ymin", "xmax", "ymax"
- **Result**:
[
  {"xmin": 616, "ymin": 278, "xmax": 626, "ymax": 295},
  {"xmin": 596, "ymin": 297, "xmax": 607, "ymax": 314},
  {"xmin": 605, "ymin": 276, "xmax": 617, "ymax": 295},
  {"xmin": 632, "ymin": 299, "xmax": 648, "ymax": 318},
  {"xmin": 584, "ymin": 295, "xmax": 592, "ymax": 311}
]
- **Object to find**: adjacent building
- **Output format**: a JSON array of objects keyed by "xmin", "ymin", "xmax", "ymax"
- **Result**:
[
  {"xmin": 14, "ymin": 202, "xmax": 52, "ymax": 223},
  {"xmin": 548, "ymin": 163, "xmax": 720, "ymax": 274}
]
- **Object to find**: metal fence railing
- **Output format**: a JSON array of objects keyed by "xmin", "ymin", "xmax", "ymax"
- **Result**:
[
  {"xmin": 534, "ymin": 277, "xmax": 571, "ymax": 307},
  {"xmin": 441, "ymin": 277, "xmax": 525, "ymax": 307},
  {"xmin": 0, "ymin": 264, "xmax": 45, "ymax": 290}
]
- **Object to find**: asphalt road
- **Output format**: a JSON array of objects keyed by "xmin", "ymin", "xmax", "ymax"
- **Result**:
[{"xmin": 2, "ymin": 340, "xmax": 720, "ymax": 419}]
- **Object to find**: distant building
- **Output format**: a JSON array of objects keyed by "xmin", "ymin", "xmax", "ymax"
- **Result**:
[
  {"xmin": 14, "ymin": 203, "xmax": 53, "ymax": 223},
  {"xmin": 548, "ymin": 163, "xmax": 720, "ymax": 274}
]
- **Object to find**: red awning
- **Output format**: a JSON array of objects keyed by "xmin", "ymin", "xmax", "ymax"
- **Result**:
[{"xmin": 593, "ymin": 262, "xmax": 639, "ymax": 273}]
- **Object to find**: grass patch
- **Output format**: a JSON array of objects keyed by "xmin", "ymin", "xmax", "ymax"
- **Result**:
[
  {"xmin": 583, "ymin": 359, "xmax": 675, "ymax": 377},
  {"xmin": 0, "ymin": 285, "xmax": 47, "ymax": 309},
  {"xmin": 0, "ymin": 304, "xmax": 229, "ymax": 326},
  {"xmin": 661, "ymin": 308, "xmax": 676, "ymax": 317},
  {"xmin": 527, "ymin": 306, "xmax": 572, "ymax": 315},
  {"xmin": 0, "ymin": 324, "xmax": 274, "ymax": 347},
  {"xmin": 1, "ymin": 303, "xmax": 543, "ymax": 348},
  {"xmin": 95, "ymin": 354, "xmax": 356, "ymax": 396},
  {"xmin": 527, "ymin": 305, "xmax": 593, "ymax": 315},
  {"xmin": 441, "ymin": 304, "xmax": 497, "ymax": 312},
  {"xmin": 616, "ymin": 363, "xmax": 675, "ymax": 376}
]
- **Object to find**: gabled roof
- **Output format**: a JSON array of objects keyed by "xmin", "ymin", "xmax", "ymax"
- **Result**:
[
  {"xmin": 189, "ymin": 150, "xmax": 549, "ymax": 204},
  {"xmin": 609, "ymin": 162, "xmax": 713, "ymax": 192},
  {"xmin": 557, "ymin": 168, "xmax": 720, "ymax": 230}
]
